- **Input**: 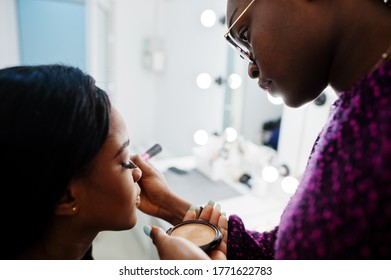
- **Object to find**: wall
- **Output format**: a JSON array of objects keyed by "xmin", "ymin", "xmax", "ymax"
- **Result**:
[
  {"xmin": 111, "ymin": 0, "xmax": 228, "ymax": 156},
  {"xmin": 240, "ymin": 76, "xmax": 284, "ymax": 145},
  {"xmin": 154, "ymin": 0, "xmax": 227, "ymax": 156},
  {"xmin": 111, "ymin": 0, "xmax": 159, "ymax": 153},
  {"xmin": 0, "ymin": 0, "xmax": 20, "ymax": 67},
  {"xmin": 16, "ymin": 0, "xmax": 86, "ymax": 70},
  {"xmin": 278, "ymin": 87, "xmax": 337, "ymax": 177}
]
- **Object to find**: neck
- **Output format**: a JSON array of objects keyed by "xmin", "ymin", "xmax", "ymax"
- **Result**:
[
  {"xmin": 328, "ymin": 1, "xmax": 391, "ymax": 93},
  {"xmin": 18, "ymin": 222, "xmax": 97, "ymax": 260}
]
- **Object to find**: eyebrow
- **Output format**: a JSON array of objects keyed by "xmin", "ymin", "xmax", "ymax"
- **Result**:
[{"xmin": 113, "ymin": 139, "xmax": 130, "ymax": 159}]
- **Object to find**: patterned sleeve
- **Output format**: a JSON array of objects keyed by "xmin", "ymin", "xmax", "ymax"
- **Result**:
[{"xmin": 227, "ymin": 215, "xmax": 278, "ymax": 260}]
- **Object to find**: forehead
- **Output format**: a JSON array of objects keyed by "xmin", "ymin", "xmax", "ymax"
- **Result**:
[
  {"xmin": 82, "ymin": 106, "xmax": 128, "ymax": 173},
  {"xmin": 101, "ymin": 106, "xmax": 128, "ymax": 156},
  {"xmin": 109, "ymin": 107, "xmax": 127, "ymax": 136}
]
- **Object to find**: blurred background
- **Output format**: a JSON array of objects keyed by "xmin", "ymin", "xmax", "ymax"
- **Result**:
[{"xmin": 0, "ymin": 0, "xmax": 337, "ymax": 259}]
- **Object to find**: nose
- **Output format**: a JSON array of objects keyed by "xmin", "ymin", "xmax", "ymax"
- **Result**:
[
  {"xmin": 248, "ymin": 62, "xmax": 260, "ymax": 79},
  {"xmin": 132, "ymin": 167, "xmax": 142, "ymax": 183}
]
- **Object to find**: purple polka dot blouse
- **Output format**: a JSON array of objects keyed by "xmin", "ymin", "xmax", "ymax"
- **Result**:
[{"xmin": 227, "ymin": 60, "xmax": 391, "ymax": 259}]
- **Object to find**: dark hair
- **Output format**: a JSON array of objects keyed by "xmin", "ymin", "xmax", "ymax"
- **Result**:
[{"xmin": 0, "ymin": 64, "xmax": 111, "ymax": 259}]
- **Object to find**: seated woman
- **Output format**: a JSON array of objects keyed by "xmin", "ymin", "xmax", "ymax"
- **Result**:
[
  {"xmin": 0, "ymin": 64, "xmax": 226, "ymax": 260},
  {"xmin": 0, "ymin": 64, "xmax": 144, "ymax": 259}
]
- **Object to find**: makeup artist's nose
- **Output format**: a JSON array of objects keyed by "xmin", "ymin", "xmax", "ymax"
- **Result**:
[
  {"xmin": 132, "ymin": 167, "xmax": 142, "ymax": 183},
  {"xmin": 248, "ymin": 62, "xmax": 260, "ymax": 79}
]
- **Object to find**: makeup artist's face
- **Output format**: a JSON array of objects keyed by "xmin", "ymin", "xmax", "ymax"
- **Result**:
[
  {"xmin": 226, "ymin": 0, "xmax": 333, "ymax": 107},
  {"xmin": 75, "ymin": 107, "xmax": 142, "ymax": 231}
]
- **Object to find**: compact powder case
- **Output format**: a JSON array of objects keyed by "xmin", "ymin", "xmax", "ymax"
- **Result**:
[{"xmin": 167, "ymin": 220, "xmax": 223, "ymax": 252}]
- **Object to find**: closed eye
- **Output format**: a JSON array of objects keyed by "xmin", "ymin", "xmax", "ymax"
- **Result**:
[{"xmin": 121, "ymin": 160, "xmax": 138, "ymax": 169}]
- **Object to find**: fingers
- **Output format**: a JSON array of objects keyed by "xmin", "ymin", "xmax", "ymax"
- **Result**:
[
  {"xmin": 208, "ymin": 212, "xmax": 228, "ymax": 259},
  {"xmin": 132, "ymin": 155, "xmax": 155, "ymax": 174},
  {"xmin": 144, "ymin": 225, "xmax": 211, "ymax": 260},
  {"xmin": 131, "ymin": 154, "xmax": 147, "ymax": 168},
  {"xmin": 144, "ymin": 225, "xmax": 167, "ymax": 246},
  {"xmin": 219, "ymin": 213, "xmax": 228, "ymax": 235},
  {"xmin": 209, "ymin": 203, "xmax": 222, "ymax": 225},
  {"xmin": 198, "ymin": 201, "xmax": 214, "ymax": 221},
  {"xmin": 199, "ymin": 201, "xmax": 222, "ymax": 226},
  {"xmin": 151, "ymin": 201, "xmax": 228, "ymax": 260},
  {"xmin": 217, "ymin": 214, "xmax": 228, "ymax": 255},
  {"xmin": 209, "ymin": 249, "xmax": 227, "ymax": 260},
  {"xmin": 183, "ymin": 206, "xmax": 197, "ymax": 221}
]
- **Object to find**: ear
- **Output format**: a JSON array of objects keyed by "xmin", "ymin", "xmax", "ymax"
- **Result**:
[{"xmin": 55, "ymin": 185, "xmax": 79, "ymax": 216}]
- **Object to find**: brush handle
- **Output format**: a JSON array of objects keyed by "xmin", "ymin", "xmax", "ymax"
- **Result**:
[{"xmin": 141, "ymin": 144, "xmax": 162, "ymax": 160}]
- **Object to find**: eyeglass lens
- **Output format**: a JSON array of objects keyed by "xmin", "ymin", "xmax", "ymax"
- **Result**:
[{"xmin": 225, "ymin": 33, "xmax": 253, "ymax": 62}]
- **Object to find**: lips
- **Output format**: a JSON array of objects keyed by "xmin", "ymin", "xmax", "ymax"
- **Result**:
[{"xmin": 258, "ymin": 79, "xmax": 273, "ymax": 92}]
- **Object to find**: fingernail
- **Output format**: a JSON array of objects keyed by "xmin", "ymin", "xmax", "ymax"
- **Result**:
[
  {"xmin": 143, "ymin": 225, "xmax": 151, "ymax": 237},
  {"xmin": 215, "ymin": 203, "xmax": 221, "ymax": 211},
  {"xmin": 208, "ymin": 200, "xmax": 215, "ymax": 206},
  {"xmin": 222, "ymin": 212, "xmax": 227, "ymax": 217},
  {"xmin": 189, "ymin": 205, "xmax": 197, "ymax": 211}
]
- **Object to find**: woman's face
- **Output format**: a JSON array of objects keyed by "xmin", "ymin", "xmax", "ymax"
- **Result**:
[
  {"xmin": 73, "ymin": 107, "xmax": 142, "ymax": 231},
  {"xmin": 226, "ymin": 0, "xmax": 333, "ymax": 107}
]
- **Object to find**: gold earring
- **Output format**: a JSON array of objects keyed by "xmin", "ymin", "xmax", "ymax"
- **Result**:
[{"xmin": 72, "ymin": 206, "xmax": 77, "ymax": 212}]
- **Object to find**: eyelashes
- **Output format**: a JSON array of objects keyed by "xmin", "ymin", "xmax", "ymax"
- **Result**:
[
  {"xmin": 239, "ymin": 30, "xmax": 249, "ymax": 43},
  {"xmin": 121, "ymin": 160, "xmax": 138, "ymax": 169},
  {"xmin": 239, "ymin": 31, "xmax": 251, "ymax": 48}
]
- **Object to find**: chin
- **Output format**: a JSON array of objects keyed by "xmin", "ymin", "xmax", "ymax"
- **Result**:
[
  {"xmin": 116, "ymin": 215, "xmax": 137, "ymax": 230},
  {"xmin": 280, "ymin": 83, "xmax": 324, "ymax": 108},
  {"xmin": 284, "ymin": 99, "xmax": 307, "ymax": 108},
  {"xmin": 283, "ymin": 93, "xmax": 317, "ymax": 108},
  {"xmin": 127, "ymin": 215, "xmax": 137, "ymax": 229}
]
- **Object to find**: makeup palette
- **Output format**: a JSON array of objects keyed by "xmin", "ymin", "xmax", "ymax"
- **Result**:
[{"xmin": 167, "ymin": 220, "xmax": 222, "ymax": 252}]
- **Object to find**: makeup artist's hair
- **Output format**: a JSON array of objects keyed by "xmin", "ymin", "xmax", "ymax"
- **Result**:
[{"xmin": 0, "ymin": 64, "xmax": 111, "ymax": 259}]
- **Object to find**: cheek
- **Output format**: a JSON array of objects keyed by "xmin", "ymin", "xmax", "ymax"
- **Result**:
[
  {"xmin": 106, "ymin": 175, "xmax": 137, "ymax": 205},
  {"xmin": 251, "ymin": 29, "xmax": 281, "ymax": 72},
  {"xmin": 89, "ymin": 170, "xmax": 138, "ymax": 212},
  {"xmin": 88, "ymin": 179, "xmax": 139, "ymax": 229}
]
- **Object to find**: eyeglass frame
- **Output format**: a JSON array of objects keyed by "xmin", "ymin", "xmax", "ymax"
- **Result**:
[{"xmin": 224, "ymin": 0, "xmax": 256, "ymax": 63}]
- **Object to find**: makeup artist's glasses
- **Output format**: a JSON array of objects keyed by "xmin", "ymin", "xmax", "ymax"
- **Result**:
[{"xmin": 224, "ymin": 0, "xmax": 255, "ymax": 63}]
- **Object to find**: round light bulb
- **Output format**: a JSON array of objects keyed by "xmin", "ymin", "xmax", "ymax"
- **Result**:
[
  {"xmin": 200, "ymin": 9, "xmax": 216, "ymax": 27},
  {"xmin": 281, "ymin": 176, "xmax": 299, "ymax": 194},
  {"xmin": 194, "ymin": 130, "xmax": 209, "ymax": 145},
  {"xmin": 224, "ymin": 127, "xmax": 238, "ymax": 142},
  {"xmin": 261, "ymin": 165, "xmax": 279, "ymax": 183},
  {"xmin": 196, "ymin": 73, "xmax": 212, "ymax": 89},
  {"xmin": 267, "ymin": 93, "xmax": 284, "ymax": 105},
  {"xmin": 227, "ymin": 73, "xmax": 242, "ymax": 89}
]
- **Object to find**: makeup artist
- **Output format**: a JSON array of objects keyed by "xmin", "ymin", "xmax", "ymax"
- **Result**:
[{"xmin": 137, "ymin": 0, "xmax": 391, "ymax": 259}]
